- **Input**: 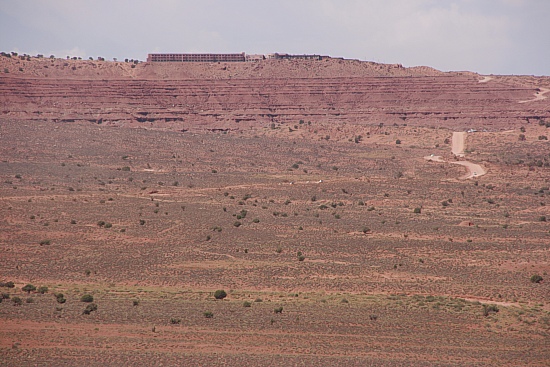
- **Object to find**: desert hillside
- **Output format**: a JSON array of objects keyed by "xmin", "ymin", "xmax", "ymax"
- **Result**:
[
  {"xmin": 1, "ymin": 54, "xmax": 549, "ymax": 131},
  {"xmin": 0, "ymin": 54, "xmax": 549, "ymax": 366}
]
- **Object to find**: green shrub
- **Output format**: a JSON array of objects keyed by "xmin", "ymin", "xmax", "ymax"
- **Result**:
[
  {"xmin": 83, "ymin": 303, "xmax": 98, "ymax": 315},
  {"xmin": 12, "ymin": 296, "xmax": 22, "ymax": 306},
  {"xmin": 413, "ymin": 207, "xmax": 421, "ymax": 214},
  {"xmin": 22, "ymin": 284, "xmax": 36, "ymax": 294},
  {"xmin": 213, "ymin": 290, "xmax": 227, "ymax": 300},
  {"xmin": 274, "ymin": 306, "xmax": 283, "ymax": 314},
  {"xmin": 482, "ymin": 304, "xmax": 499, "ymax": 317},
  {"xmin": 81, "ymin": 294, "xmax": 94, "ymax": 303},
  {"xmin": 204, "ymin": 311, "xmax": 214, "ymax": 318},
  {"xmin": 133, "ymin": 300, "xmax": 140, "ymax": 306},
  {"xmin": 170, "ymin": 318, "xmax": 181, "ymax": 324},
  {"xmin": 530, "ymin": 274, "xmax": 543, "ymax": 283},
  {"xmin": 0, "ymin": 281, "xmax": 15, "ymax": 288},
  {"xmin": 243, "ymin": 301, "xmax": 252, "ymax": 307},
  {"xmin": 26, "ymin": 297, "xmax": 34, "ymax": 303},
  {"xmin": 233, "ymin": 221, "xmax": 242, "ymax": 227}
]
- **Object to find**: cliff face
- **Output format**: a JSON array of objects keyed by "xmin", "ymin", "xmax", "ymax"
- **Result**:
[{"xmin": 1, "ymin": 55, "xmax": 549, "ymax": 130}]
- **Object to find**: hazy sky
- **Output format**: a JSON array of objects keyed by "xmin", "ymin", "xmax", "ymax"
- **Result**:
[{"xmin": 1, "ymin": 0, "xmax": 549, "ymax": 75}]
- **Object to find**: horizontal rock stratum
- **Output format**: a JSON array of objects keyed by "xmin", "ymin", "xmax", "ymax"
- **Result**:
[{"xmin": 1, "ymin": 55, "xmax": 549, "ymax": 130}]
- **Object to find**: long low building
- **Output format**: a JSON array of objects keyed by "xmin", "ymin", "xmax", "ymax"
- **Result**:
[
  {"xmin": 147, "ymin": 53, "xmax": 246, "ymax": 62},
  {"xmin": 147, "ymin": 53, "xmax": 326, "ymax": 62}
]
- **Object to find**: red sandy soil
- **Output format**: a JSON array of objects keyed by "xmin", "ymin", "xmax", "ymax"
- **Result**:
[{"xmin": 0, "ymin": 55, "xmax": 549, "ymax": 366}]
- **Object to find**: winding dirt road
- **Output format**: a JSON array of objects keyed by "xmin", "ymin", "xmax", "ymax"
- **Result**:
[
  {"xmin": 519, "ymin": 87, "xmax": 550, "ymax": 103},
  {"xmin": 425, "ymin": 131, "xmax": 486, "ymax": 179}
]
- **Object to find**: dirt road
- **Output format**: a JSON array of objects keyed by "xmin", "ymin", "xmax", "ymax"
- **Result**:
[
  {"xmin": 519, "ymin": 87, "xmax": 550, "ymax": 103},
  {"xmin": 425, "ymin": 131, "xmax": 486, "ymax": 179},
  {"xmin": 451, "ymin": 131, "xmax": 466, "ymax": 157},
  {"xmin": 450, "ymin": 160, "xmax": 486, "ymax": 179}
]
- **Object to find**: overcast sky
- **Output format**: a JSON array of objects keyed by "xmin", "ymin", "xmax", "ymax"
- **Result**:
[{"xmin": 1, "ymin": 0, "xmax": 549, "ymax": 75}]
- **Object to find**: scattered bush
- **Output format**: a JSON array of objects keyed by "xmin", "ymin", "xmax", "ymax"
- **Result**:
[
  {"xmin": 274, "ymin": 306, "xmax": 283, "ymax": 314},
  {"xmin": 538, "ymin": 216, "xmax": 547, "ymax": 222},
  {"xmin": 170, "ymin": 318, "xmax": 181, "ymax": 324},
  {"xmin": 12, "ymin": 296, "xmax": 22, "ymax": 306},
  {"xmin": 530, "ymin": 274, "xmax": 543, "ymax": 284},
  {"xmin": 26, "ymin": 297, "xmax": 34, "ymax": 303},
  {"xmin": 39, "ymin": 240, "xmax": 51, "ymax": 245},
  {"xmin": 413, "ymin": 207, "xmax": 421, "ymax": 214},
  {"xmin": 55, "ymin": 293, "xmax": 66, "ymax": 304},
  {"xmin": 243, "ymin": 301, "xmax": 252, "ymax": 307},
  {"xmin": 482, "ymin": 304, "xmax": 499, "ymax": 317},
  {"xmin": 133, "ymin": 300, "xmax": 140, "ymax": 306},
  {"xmin": 83, "ymin": 303, "xmax": 98, "ymax": 315},
  {"xmin": 204, "ymin": 311, "xmax": 214, "ymax": 318},
  {"xmin": 213, "ymin": 290, "xmax": 227, "ymax": 300},
  {"xmin": 233, "ymin": 221, "xmax": 242, "ymax": 227},
  {"xmin": 22, "ymin": 284, "xmax": 36, "ymax": 294},
  {"xmin": 0, "ymin": 281, "xmax": 15, "ymax": 288},
  {"xmin": 81, "ymin": 294, "xmax": 94, "ymax": 303}
]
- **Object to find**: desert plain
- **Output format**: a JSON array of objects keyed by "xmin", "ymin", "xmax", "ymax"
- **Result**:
[{"xmin": 0, "ymin": 54, "xmax": 549, "ymax": 366}]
